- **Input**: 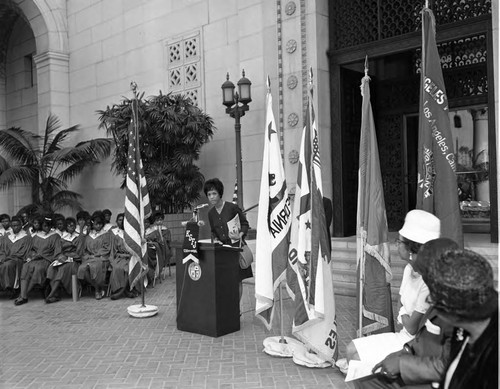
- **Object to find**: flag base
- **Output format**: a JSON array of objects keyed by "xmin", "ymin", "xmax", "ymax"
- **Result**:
[
  {"xmin": 262, "ymin": 336, "xmax": 303, "ymax": 358},
  {"xmin": 127, "ymin": 304, "xmax": 159, "ymax": 318},
  {"xmin": 292, "ymin": 343, "xmax": 332, "ymax": 368}
]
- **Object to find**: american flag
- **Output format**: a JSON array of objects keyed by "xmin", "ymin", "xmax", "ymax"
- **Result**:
[{"xmin": 124, "ymin": 97, "xmax": 152, "ymax": 290}]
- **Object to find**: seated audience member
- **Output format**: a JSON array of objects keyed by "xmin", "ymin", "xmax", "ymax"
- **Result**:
[
  {"xmin": 29, "ymin": 215, "xmax": 42, "ymax": 237},
  {"xmin": 19, "ymin": 211, "xmax": 31, "ymax": 231},
  {"xmin": 53, "ymin": 214, "xmax": 66, "ymax": 236},
  {"xmin": 144, "ymin": 216, "xmax": 161, "ymax": 285},
  {"xmin": 109, "ymin": 213, "xmax": 137, "ymax": 300},
  {"xmin": 340, "ymin": 210, "xmax": 440, "ymax": 375},
  {"xmin": 45, "ymin": 217, "xmax": 84, "ymax": 303},
  {"xmin": 351, "ymin": 237, "xmax": 460, "ymax": 389},
  {"xmin": 15, "ymin": 216, "xmax": 62, "ymax": 305},
  {"xmin": 76, "ymin": 210, "xmax": 90, "ymax": 235},
  {"xmin": 0, "ymin": 216, "xmax": 32, "ymax": 297},
  {"xmin": 0, "ymin": 214, "xmax": 12, "ymax": 236},
  {"xmin": 77, "ymin": 211, "xmax": 111, "ymax": 300},
  {"xmin": 425, "ymin": 249, "xmax": 498, "ymax": 389},
  {"xmin": 153, "ymin": 211, "xmax": 172, "ymax": 270},
  {"xmin": 102, "ymin": 209, "xmax": 114, "ymax": 232}
]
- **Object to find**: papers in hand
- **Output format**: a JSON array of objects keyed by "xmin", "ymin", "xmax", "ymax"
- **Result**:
[
  {"xmin": 226, "ymin": 214, "xmax": 241, "ymax": 243},
  {"xmin": 345, "ymin": 360, "xmax": 378, "ymax": 382}
]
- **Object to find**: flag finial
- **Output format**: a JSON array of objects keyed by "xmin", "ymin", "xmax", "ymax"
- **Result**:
[
  {"xmin": 266, "ymin": 75, "xmax": 271, "ymax": 93},
  {"xmin": 425, "ymin": 0, "xmax": 429, "ymax": 9},
  {"xmin": 130, "ymin": 81, "xmax": 138, "ymax": 98},
  {"xmin": 360, "ymin": 56, "xmax": 371, "ymax": 96}
]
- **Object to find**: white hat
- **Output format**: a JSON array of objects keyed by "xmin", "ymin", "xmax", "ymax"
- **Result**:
[{"xmin": 399, "ymin": 209, "xmax": 440, "ymax": 244}]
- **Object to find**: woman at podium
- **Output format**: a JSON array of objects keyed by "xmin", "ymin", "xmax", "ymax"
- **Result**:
[{"xmin": 204, "ymin": 178, "xmax": 252, "ymax": 306}]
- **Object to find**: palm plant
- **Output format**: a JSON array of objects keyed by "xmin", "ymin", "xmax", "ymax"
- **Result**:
[
  {"xmin": 97, "ymin": 91, "xmax": 215, "ymax": 213},
  {"xmin": 0, "ymin": 114, "xmax": 113, "ymax": 214}
]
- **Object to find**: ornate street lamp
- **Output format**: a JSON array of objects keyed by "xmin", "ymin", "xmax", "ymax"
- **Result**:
[{"xmin": 221, "ymin": 70, "xmax": 252, "ymax": 209}]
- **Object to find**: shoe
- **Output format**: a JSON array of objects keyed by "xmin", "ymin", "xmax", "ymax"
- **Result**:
[
  {"xmin": 95, "ymin": 290, "xmax": 104, "ymax": 300},
  {"xmin": 8, "ymin": 288, "xmax": 19, "ymax": 300},
  {"xmin": 14, "ymin": 297, "xmax": 28, "ymax": 306},
  {"xmin": 45, "ymin": 296, "xmax": 61, "ymax": 304},
  {"xmin": 124, "ymin": 289, "xmax": 136, "ymax": 299},
  {"xmin": 110, "ymin": 289, "xmax": 124, "ymax": 300},
  {"xmin": 335, "ymin": 358, "xmax": 349, "ymax": 375}
]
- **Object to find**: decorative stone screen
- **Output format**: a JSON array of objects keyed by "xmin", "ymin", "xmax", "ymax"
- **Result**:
[{"xmin": 164, "ymin": 31, "xmax": 203, "ymax": 108}]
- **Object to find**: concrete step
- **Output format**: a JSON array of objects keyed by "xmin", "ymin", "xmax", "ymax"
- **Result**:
[{"xmin": 332, "ymin": 268, "xmax": 404, "ymax": 284}]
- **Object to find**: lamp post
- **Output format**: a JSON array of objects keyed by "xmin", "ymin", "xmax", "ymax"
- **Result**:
[{"xmin": 221, "ymin": 70, "xmax": 252, "ymax": 210}]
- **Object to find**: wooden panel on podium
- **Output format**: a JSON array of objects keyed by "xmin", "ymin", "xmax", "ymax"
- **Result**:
[{"xmin": 175, "ymin": 242, "xmax": 240, "ymax": 337}]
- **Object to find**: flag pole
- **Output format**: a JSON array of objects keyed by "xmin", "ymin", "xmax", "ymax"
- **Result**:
[
  {"xmin": 357, "ymin": 57, "xmax": 370, "ymax": 337},
  {"xmin": 265, "ymin": 75, "xmax": 288, "ymax": 346},
  {"xmin": 127, "ymin": 80, "xmax": 158, "ymax": 318},
  {"xmin": 131, "ymin": 82, "xmax": 147, "ymax": 309}
]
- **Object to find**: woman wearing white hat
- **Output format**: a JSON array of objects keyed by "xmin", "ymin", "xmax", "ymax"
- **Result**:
[{"xmin": 336, "ymin": 209, "xmax": 441, "ymax": 377}]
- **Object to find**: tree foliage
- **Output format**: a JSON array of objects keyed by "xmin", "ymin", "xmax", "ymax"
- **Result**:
[
  {"xmin": 97, "ymin": 92, "xmax": 215, "ymax": 213},
  {"xmin": 0, "ymin": 114, "xmax": 113, "ymax": 214}
]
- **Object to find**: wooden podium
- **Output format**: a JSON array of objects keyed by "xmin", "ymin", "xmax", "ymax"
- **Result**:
[{"xmin": 176, "ymin": 241, "xmax": 240, "ymax": 337}]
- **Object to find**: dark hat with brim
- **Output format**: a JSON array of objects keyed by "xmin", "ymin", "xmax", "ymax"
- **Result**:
[{"xmin": 426, "ymin": 249, "xmax": 498, "ymax": 320}]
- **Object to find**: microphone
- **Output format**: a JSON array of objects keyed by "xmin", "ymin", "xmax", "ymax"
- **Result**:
[{"xmin": 195, "ymin": 204, "xmax": 209, "ymax": 210}]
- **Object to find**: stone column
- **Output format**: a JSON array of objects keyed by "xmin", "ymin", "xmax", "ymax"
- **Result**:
[
  {"xmin": 472, "ymin": 108, "xmax": 489, "ymax": 202},
  {"xmin": 33, "ymin": 51, "xmax": 70, "ymax": 132}
]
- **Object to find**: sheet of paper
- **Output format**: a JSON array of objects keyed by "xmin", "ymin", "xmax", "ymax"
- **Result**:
[
  {"xmin": 226, "ymin": 213, "xmax": 240, "ymax": 243},
  {"xmin": 345, "ymin": 360, "xmax": 377, "ymax": 382}
]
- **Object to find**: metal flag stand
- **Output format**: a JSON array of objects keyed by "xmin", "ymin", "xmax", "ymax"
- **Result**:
[{"xmin": 126, "ymin": 81, "xmax": 158, "ymax": 318}]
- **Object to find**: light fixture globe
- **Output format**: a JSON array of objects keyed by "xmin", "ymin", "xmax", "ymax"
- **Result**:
[
  {"xmin": 221, "ymin": 72, "xmax": 235, "ymax": 107},
  {"xmin": 237, "ymin": 70, "xmax": 252, "ymax": 105}
]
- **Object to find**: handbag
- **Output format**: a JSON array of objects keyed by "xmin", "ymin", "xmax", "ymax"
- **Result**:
[{"xmin": 239, "ymin": 243, "xmax": 254, "ymax": 269}]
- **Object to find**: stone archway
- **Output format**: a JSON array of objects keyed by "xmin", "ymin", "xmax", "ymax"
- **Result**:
[
  {"xmin": 0, "ymin": 0, "xmax": 69, "ymax": 214},
  {"xmin": 16, "ymin": 0, "xmax": 70, "ymax": 128}
]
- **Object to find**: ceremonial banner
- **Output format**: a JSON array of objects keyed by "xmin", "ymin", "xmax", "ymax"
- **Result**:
[
  {"xmin": 255, "ymin": 82, "xmax": 292, "ymax": 329},
  {"xmin": 416, "ymin": 7, "xmax": 463, "ymax": 247},
  {"xmin": 287, "ymin": 88, "xmax": 338, "ymax": 362},
  {"xmin": 356, "ymin": 72, "xmax": 393, "ymax": 336},
  {"xmin": 124, "ymin": 98, "xmax": 152, "ymax": 289},
  {"xmin": 182, "ymin": 222, "xmax": 200, "ymax": 264}
]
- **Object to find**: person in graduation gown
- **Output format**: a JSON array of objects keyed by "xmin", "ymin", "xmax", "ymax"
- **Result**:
[
  {"xmin": 29, "ymin": 215, "xmax": 42, "ymax": 237},
  {"xmin": 0, "ymin": 214, "xmax": 12, "ymax": 236},
  {"xmin": 76, "ymin": 210, "xmax": 90, "ymax": 235},
  {"xmin": 77, "ymin": 211, "xmax": 111, "ymax": 300},
  {"xmin": 204, "ymin": 178, "xmax": 252, "ymax": 304},
  {"xmin": 102, "ymin": 209, "xmax": 114, "ymax": 232},
  {"xmin": 53, "ymin": 214, "xmax": 66, "ymax": 236},
  {"xmin": 14, "ymin": 216, "xmax": 62, "ymax": 305},
  {"xmin": 152, "ymin": 211, "xmax": 172, "ymax": 275},
  {"xmin": 45, "ymin": 217, "xmax": 84, "ymax": 303},
  {"xmin": 108, "ymin": 213, "xmax": 137, "ymax": 300},
  {"xmin": 144, "ymin": 215, "xmax": 169, "ymax": 285},
  {"xmin": 0, "ymin": 216, "xmax": 32, "ymax": 297}
]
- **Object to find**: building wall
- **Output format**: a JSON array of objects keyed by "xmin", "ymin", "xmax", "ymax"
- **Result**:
[
  {"xmin": 1, "ymin": 16, "xmax": 38, "ymax": 213},
  {"xmin": 61, "ymin": 0, "xmax": 331, "ymax": 227}
]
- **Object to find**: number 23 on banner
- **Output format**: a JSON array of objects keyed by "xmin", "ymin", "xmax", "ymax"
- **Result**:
[{"xmin": 324, "ymin": 328, "xmax": 338, "ymax": 350}]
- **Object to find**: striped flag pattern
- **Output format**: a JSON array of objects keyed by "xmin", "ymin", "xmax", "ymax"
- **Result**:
[
  {"xmin": 287, "ymin": 87, "xmax": 338, "ymax": 362},
  {"xmin": 124, "ymin": 98, "xmax": 152, "ymax": 290}
]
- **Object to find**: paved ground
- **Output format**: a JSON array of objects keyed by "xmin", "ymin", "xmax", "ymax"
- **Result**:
[{"xmin": 0, "ymin": 267, "xmax": 357, "ymax": 389}]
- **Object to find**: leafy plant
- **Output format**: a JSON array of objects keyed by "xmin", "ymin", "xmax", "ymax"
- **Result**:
[
  {"xmin": 97, "ymin": 91, "xmax": 215, "ymax": 213},
  {"xmin": 0, "ymin": 114, "xmax": 113, "ymax": 214}
]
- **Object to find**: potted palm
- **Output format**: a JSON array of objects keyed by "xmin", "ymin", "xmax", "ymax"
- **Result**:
[
  {"xmin": 0, "ymin": 114, "xmax": 113, "ymax": 215},
  {"xmin": 97, "ymin": 91, "xmax": 216, "ymax": 240}
]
